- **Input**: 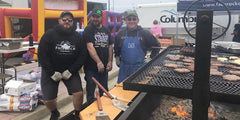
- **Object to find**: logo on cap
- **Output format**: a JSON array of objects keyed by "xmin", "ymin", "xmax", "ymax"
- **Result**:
[{"xmin": 97, "ymin": 10, "xmax": 101, "ymax": 14}]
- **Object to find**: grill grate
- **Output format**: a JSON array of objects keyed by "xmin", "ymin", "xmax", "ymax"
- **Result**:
[{"xmin": 123, "ymin": 46, "xmax": 240, "ymax": 104}]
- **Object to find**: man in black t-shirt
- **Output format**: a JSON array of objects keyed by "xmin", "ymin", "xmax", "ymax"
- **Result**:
[{"xmin": 83, "ymin": 9, "xmax": 113, "ymax": 103}]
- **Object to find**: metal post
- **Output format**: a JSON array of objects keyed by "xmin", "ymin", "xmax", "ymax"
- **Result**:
[
  {"xmin": 108, "ymin": 0, "xmax": 110, "ymax": 11},
  {"xmin": 176, "ymin": 13, "xmax": 179, "ymax": 45},
  {"xmin": 113, "ymin": 0, "xmax": 114, "ymax": 11},
  {"xmin": 192, "ymin": 9, "xmax": 213, "ymax": 120},
  {"xmin": 29, "ymin": 34, "xmax": 33, "ymax": 46}
]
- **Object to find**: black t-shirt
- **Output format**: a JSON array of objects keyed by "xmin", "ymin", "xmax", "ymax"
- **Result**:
[{"xmin": 83, "ymin": 24, "xmax": 113, "ymax": 71}]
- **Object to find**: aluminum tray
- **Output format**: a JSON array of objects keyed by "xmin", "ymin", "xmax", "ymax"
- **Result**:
[
  {"xmin": 213, "ymin": 41, "xmax": 240, "ymax": 54},
  {"xmin": 0, "ymin": 38, "xmax": 24, "ymax": 50},
  {"xmin": 0, "ymin": 38, "xmax": 24, "ymax": 41}
]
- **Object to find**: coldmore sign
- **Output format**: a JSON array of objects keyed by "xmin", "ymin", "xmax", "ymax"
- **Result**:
[{"xmin": 159, "ymin": 9, "xmax": 197, "ymax": 24}]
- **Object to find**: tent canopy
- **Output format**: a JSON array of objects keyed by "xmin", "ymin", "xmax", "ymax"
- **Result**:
[{"xmin": 177, "ymin": 0, "xmax": 240, "ymax": 14}]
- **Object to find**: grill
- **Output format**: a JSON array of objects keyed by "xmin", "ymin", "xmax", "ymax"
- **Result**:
[{"xmin": 123, "ymin": 46, "xmax": 240, "ymax": 104}]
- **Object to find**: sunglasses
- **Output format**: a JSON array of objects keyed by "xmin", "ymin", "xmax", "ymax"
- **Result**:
[
  {"xmin": 127, "ymin": 17, "xmax": 137, "ymax": 21},
  {"xmin": 62, "ymin": 18, "xmax": 73, "ymax": 22}
]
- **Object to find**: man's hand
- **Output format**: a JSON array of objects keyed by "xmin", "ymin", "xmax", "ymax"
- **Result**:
[
  {"xmin": 97, "ymin": 62, "xmax": 105, "ymax": 72},
  {"xmin": 115, "ymin": 56, "xmax": 120, "ymax": 67},
  {"xmin": 106, "ymin": 61, "xmax": 112, "ymax": 72},
  {"xmin": 62, "ymin": 70, "xmax": 72, "ymax": 80},
  {"xmin": 51, "ymin": 72, "xmax": 62, "ymax": 82}
]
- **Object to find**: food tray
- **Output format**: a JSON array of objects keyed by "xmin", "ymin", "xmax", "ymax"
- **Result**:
[
  {"xmin": 213, "ymin": 41, "xmax": 240, "ymax": 54},
  {"xmin": 0, "ymin": 38, "xmax": 24, "ymax": 50}
]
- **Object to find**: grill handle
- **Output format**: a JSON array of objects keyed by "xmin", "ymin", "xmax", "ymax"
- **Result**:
[{"xmin": 92, "ymin": 77, "xmax": 114, "ymax": 99}]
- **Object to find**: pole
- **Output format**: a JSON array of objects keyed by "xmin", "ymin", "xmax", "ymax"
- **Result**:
[
  {"xmin": 192, "ymin": 9, "xmax": 213, "ymax": 120},
  {"xmin": 113, "ymin": 0, "xmax": 114, "ymax": 11},
  {"xmin": 176, "ymin": 13, "xmax": 179, "ymax": 45},
  {"xmin": 108, "ymin": 0, "xmax": 110, "ymax": 11}
]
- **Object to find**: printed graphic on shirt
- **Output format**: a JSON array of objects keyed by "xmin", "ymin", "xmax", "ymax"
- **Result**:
[
  {"xmin": 55, "ymin": 41, "xmax": 75, "ymax": 55},
  {"xmin": 128, "ymin": 43, "xmax": 135, "ymax": 48},
  {"xmin": 94, "ymin": 32, "xmax": 109, "ymax": 48}
]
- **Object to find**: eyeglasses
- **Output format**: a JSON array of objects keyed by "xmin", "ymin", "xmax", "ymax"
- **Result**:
[
  {"xmin": 127, "ymin": 17, "xmax": 137, "ymax": 21},
  {"xmin": 62, "ymin": 18, "xmax": 73, "ymax": 22}
]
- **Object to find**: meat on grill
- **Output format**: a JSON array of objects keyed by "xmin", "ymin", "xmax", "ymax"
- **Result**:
[
  {"xmin": 180, "ymin": 47, "xmax": 195, "ymax": 53},
  {"xmin": 164, "ymin": 63, "xmax": 178, "ymax": 68},
  {"xmin": 233, "ymin": 66, "xmax": 240, "ymax": 70},
  {"xmin": 222, "ymin": 74, "xmax": 240, "ymax": 81},
  {"xmin": 183, "ymin": 62, "xmax": 192, "ymax": 66},
  {"xmin": 210, "ymin": 69, "xmax": 223, "ymax": 76},
  {"xmin": 169, "ymin": 55, "xmax": 184, "ymax": 61},
  {"xmin": 187, "ymin": 65, "xmax": 194, "ymax": 71},
  {"xmin": 210, "ymin": 65, "xmax": 218, "ymax": 70},
  {"xmin": 169, "ymin": 56, "xmax": 181, "ymax": 61},
  {"xmin": 229, "ymin": 70, "xmax": 240, "ymax": 75},
  {"xmin": 182, "ymin": 58, "xmax": 194, "ymax": 63},
  {"xmin": 174, "ymin": 68, "xmax": 191, "ymax": 73},
  {"xmin": 224, "ymin": 64, "xmax": 237, "ymax": 68},
  {"xmin": 211, "ymin": 61, "xmax": 224, "ymax": 67}
]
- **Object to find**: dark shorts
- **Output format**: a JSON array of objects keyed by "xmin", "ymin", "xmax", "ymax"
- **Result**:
[{"xmin": 41, "ymin": 69, "xmax": 83, "ymax": 100}]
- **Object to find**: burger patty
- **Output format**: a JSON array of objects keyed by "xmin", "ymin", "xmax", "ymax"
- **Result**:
[
  {"xmin": 229, "ymin": 70, "xmax": 240, "ymax": 75},
  {"xmin": 164, "ymin": 63, "xmax": 178, "ymax": 68},
  {"xmin": 222, "ymin": 74, "xmax": 240, "ymax": 81},
  {"xmin": 169, "ymin": 56, "xmax": 181, "ymax": 61},
  {"xmin": 182, "ymin": 58, "xmax": 194, "ymax": 63},
  {"xmin": 174, "ymin": 68, "xmax": 191, "ymax": 73},
  {"xmin": 210, "ymin": 69, "xmax": 223, "ymax": 76}
]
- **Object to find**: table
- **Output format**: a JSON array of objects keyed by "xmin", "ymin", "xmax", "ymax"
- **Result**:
[
  {"xmin": 80, "ymin": 83, "xmax": 138, "ymax": 120},
  {"xmin": 0, "ymin": 45, "xmax": 38, "ymax": 93}
]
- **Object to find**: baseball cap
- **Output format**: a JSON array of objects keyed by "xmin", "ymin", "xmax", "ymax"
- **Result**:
[
  {"xmin": 91, "ymin": 9, "xmax": 102, "ymax": 17},
  {"xmin": 125, "ymin": 10, "xmax": 138, "ymax": 18},
  {"xmin": 60, "ymin": 11, "xmax": 74, "ymax": 19}
]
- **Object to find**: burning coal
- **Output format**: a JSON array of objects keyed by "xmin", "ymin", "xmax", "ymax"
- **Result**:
[{"xmin": 148, "ymin": 95, "xmax": 239, "ymax": 120}]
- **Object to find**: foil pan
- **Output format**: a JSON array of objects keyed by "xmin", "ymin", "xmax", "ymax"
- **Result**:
[{"xmin": 212, "ymin": 41, "xmax": 240, "ymax": 54}]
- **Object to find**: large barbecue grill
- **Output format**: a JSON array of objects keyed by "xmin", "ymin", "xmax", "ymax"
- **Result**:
[
  {"xmin": 123, "ymin": 46, "xmax": 240, "ymax": 104},
  {"xmin": 122, "ymin": 7, "xmax": 235, "ymax": 120}
]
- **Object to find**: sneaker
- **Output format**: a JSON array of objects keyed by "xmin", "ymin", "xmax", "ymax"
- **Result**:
[
  {"xmin": 73, "ymin": 112, "xmax": 80, "ymax": 120},
  {"xmin": 50, "ymin": 109, "xmax": 60, "ymax": 120}
]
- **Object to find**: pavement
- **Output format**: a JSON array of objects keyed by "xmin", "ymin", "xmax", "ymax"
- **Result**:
[{"xmin": 0, "ymin": 57, "xmax": 119, "ymax": 120}]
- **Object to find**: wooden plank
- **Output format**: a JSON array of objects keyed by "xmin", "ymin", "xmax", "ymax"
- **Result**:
[{"xmin": 80, "ymin": 83, "xmax": 138, "ymax": 120}]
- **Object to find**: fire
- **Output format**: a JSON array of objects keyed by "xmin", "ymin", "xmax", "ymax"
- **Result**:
[
  {"xmin": 208, "ymin": 108, "xmax": 218, "ymax": 120},
  {"xmin": 171, "ymin": 105, "xmax": 221, "ymax": 120},
  {"xmin": 171, "ymin": 105, "xmax": 191, "ymax": 118}
]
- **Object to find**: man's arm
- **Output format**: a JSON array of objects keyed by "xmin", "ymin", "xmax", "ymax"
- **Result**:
[
  {"xmin": 68, "ymin": 36, "xmax": 87, "ymax": 74},
  {"xmin": 143, "ymin": 30, "xmax": 161, "ymax": 58},
  {"xmin": 114, "ymin": 32, "xmax": 122, "ymax": 57},
  {"xmin": 87, "ymin": 42, "xmax": 104, "ymax": 72},
  {"xmin": 38, "ymin": 33, "xmax": 54, "ymax": 76},
  {"xmin": 106, "ymin": 44, "xmax": 113, "ymax": 71}
]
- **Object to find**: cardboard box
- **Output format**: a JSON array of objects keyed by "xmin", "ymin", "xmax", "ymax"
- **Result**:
[
  {"xmin": 158, "ymin": 37, "xmax": 185, "ymax": 47},
  {"xmin": 158, "ymin": 37, "xmax": 173, "ymax": 48},
  {"xmin": 4, "ymin": 80, "xmax": 36, "ymax": 96},
  {"xmin": 173, "ymin": 38, "xmax": 185, "ymax": 46}
]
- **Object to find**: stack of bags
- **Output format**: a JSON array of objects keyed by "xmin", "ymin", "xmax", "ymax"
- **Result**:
[{"xmin": 0, "ymin": 80, "xmax": 38, "ymax": 112}]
